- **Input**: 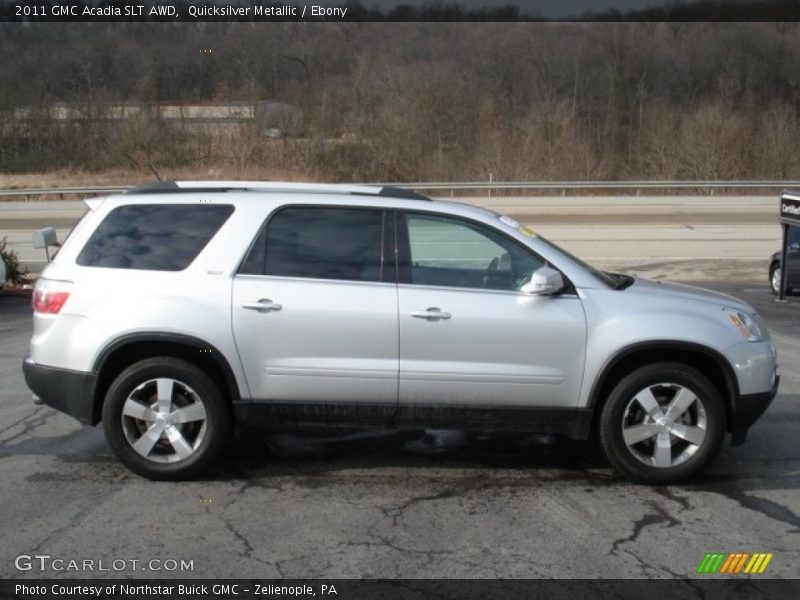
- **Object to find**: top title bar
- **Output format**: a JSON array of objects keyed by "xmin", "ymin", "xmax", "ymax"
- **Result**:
[{"xmin": 2, "ymin": 0, "xmax": 800, "ymax": 23}]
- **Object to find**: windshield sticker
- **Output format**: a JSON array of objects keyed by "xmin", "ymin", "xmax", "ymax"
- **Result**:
[
  {"xmin": 498, "ymin": 215, "xmax": 520, "ymax": 228},
  {"xmin": 499, "ymin": 214, "xmax": 538, "ymax": 238}
]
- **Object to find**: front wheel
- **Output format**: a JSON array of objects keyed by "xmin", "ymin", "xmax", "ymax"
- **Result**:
[
  {"xmin": 103, "ymin": 357, "xmax": 232, "ymax": 480},
  {"xmin": 770, "ymin": 264, "xmax": 782, "ymax": 295},
  {"xmin": 599, "ymin": 363, "xmax": 725, "ymax": 484}
]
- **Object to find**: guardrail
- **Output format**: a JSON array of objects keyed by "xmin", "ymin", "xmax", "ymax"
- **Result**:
[
  {"xmin": 0, "ymin": 185, "xmax": 128, "ymax": 200},
  {"xmin": 1, "ymin": 180, "xmax": 800, "ymax": 200}
]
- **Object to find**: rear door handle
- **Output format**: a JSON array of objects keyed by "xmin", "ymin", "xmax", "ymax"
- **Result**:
[
  {"xmin": 410, "ymin": 307, "xmax": 451, "ymax": 321},
  {"xmin": 242, "ymin": 298, "xmax": 282, "ymax": 312}
]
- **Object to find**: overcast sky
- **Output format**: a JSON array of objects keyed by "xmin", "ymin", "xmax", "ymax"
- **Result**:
[{"xmin": 349, "ymin": 1, "xmax": 701, "ymax": 18}]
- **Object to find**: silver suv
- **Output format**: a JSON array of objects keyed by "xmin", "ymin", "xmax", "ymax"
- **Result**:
[{"xmin": 23, "ymin": 181, "xmax": 779, "ymax": 483}]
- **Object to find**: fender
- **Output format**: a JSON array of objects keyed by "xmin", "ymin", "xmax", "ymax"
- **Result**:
[
  {"xmin": 588, "ymin": 340, "xmax": 740, "ymax": 408},
  {"xmin": 92, "ymin": 332, "xmax": 243, "ymax": 410}
]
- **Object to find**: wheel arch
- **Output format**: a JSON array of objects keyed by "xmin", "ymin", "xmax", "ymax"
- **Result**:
[
  {"xmin": 588, "ymin": 341, "xmax": 739, "ymax": 433},
  {"xmin": 91, "ymin": 333, "xmax": 242, "ymax": 425}
]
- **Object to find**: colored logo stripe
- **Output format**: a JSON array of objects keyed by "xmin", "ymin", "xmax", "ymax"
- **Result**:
[
  {"xmin": 720, "ymin": 553, "xmax": 749, "ymax": 573},
  {"xmin": 697, "ymin": 553, "xmax": 725, "ymax": 573},
  {"xmin": 697, "ymin": 553, "xmax": 773, "ymax": 574}
]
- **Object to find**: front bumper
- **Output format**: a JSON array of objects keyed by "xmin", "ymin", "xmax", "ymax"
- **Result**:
[
  {"xmin": 22, "ymin": 358, "xmax": 97, "ymax": 425},
  {"xmin": 730, "ymin": 372, "xmax": 779, "ymax": 434}
]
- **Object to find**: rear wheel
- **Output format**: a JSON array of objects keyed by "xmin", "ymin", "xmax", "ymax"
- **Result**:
[
  {"xmin": 103, "ymin": 357, "xmax": 231, "ymax": 480},
  {"xmin": 599, "ymin": 363, "xmax": 725, "ymax": 484}
]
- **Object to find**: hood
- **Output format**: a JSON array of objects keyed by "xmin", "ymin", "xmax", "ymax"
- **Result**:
[{"xmin": 629, "ymin": 278, "xmax": 755, "ymax": 314}]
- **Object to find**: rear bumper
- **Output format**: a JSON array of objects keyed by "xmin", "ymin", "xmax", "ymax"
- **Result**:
[
  {"xmin": 730, "ymin": 373, "xmax": 779, "ymax": 434},
  {"xmin": 22, "ymin": 357, "xmax": 97, "ymax": 425}
]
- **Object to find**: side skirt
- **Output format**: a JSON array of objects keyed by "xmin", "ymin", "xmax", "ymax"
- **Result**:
[{"xmin": 234, "ymin": 401, "xmax": 594, "ymax": 440}]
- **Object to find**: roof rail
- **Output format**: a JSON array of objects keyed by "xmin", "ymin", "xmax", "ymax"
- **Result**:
[
  {"xmin": 125, "ymin": 180, "xmax": 431, "ymax": 201},
  {"xmin": 125, "ymin": 181, "xmax": 180, "ymax": 194},
  {"xmin": 373, "ymin": 186, "xmax": 430, "ymax": 201},
  {"xmin": 177, "ymin": 181, "xmax": 386, "ymax": 195}
]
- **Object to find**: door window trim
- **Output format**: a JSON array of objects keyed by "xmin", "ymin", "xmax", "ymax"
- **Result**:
[{"xmin": 236, "ymin": 272, "xmax": 397, "ymax": 288}]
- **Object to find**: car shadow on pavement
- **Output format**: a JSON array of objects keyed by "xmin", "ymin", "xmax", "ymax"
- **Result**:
[{"xmin": 210, "ymin": 426, "xmax": 614, "ymax": 479}]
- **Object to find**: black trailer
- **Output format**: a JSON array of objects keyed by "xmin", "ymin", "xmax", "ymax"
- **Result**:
[{"xmin": 778, "ymin": 192, "xmax": 800, "ymax": 300}]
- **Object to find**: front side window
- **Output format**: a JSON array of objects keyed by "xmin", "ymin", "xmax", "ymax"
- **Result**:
[
  {"xmin": 76, "ymin": 204, "xmax": 234, "ymax": 271},
  {"xmin": 400, "ymin": 212, "xmax": 544, "ymax": 291},
  {"xmin": 240, "ymin": 207, "xmax": 385, "ymax": 282}
]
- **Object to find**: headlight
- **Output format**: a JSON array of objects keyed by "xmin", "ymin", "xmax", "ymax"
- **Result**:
[{"xmin": 725, "ymin": 309, "xmax": 763, "ymax": 342}]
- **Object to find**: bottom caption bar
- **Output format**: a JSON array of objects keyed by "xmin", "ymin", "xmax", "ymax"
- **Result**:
[{"xmin": 3, "ymin": 579, "xmax": 800, "ymax": 600}]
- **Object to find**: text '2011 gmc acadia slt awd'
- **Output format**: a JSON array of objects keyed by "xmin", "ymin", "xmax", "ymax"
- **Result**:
[{"xmin": 23, "ymin": 181, "xmax": 779, "ymax": 483}]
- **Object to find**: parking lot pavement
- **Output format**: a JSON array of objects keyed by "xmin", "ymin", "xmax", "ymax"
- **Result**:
[{"xmin": 0, "ymin": 282, "xmax": 798, "ymax": 579}]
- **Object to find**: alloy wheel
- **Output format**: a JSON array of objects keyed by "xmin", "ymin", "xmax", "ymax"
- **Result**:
[
  {"xmin": 121, "ymin": 378, "xmax": 207, "ymax": 463},
  {"xmin": 621, "ymin": 382, "xmax": 707, "ymax": 468},
  {"xmin": 771, "ymin": 267, "xmax": 782, "ymax": 294}
]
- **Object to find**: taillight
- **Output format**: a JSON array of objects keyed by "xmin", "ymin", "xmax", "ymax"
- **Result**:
[{"xmin": 32, "ymin": 279, "xmax": 72, "ymax": 314}]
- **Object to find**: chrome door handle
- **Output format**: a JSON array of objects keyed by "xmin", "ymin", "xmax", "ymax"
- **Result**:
[
  {"xmin": 242, "ymin": 299, "xmax": 282, "ymax": 312},
  {"xmin": 410, "ymin": 307, "xmax": 451, "ymax": 321}
]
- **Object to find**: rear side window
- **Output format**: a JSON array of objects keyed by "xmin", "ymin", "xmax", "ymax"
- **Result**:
[
  {"xmin": 240, "ymin": 207, "xmax": 384, "ymax": 282},
  {"xmin": 76, "ymin": 204, "xmax": 234, "ymax": 271}
]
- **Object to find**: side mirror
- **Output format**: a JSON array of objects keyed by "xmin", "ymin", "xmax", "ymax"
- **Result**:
[
  {"xmin": 520, "ymin": 266, "xmax": 565, "ymax": 296},
  {"xmin": 33, "ymin": 227, "xmax": 59, "ymax": 263}
]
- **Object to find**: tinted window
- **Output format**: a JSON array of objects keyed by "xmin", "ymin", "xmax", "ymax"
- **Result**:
[
  {"xmin": 243, "ymin": 207, "xmax": 384, "ymax": 282},
  {"xmin": 789, "ymin": 225, "xmax": 800, "ymax": 247},
  {"xmin": 239, "ymin": 224, "xmax": 267, "ymax": 275},
  {"xmin": 77, "ymin": 204, "xmax": 234, "ymax": 271},
  {"xmin": 402, "ymin": 213, "xmax": 543, "ymax": 291}
]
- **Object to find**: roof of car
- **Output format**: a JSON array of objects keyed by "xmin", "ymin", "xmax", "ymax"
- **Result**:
[{"xmin": 125, "ymin": 180, "xmax": 432, "ymax": 202}]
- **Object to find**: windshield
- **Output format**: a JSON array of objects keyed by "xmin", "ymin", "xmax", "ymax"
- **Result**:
[{"xmin": 497, "ymin": 215, "xmax": 625, "ymax": 289}]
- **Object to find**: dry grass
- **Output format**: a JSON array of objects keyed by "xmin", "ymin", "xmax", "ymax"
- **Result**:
[{"xmin": 0, "ymin": 165, "xmax": 319, "ymax": 191}]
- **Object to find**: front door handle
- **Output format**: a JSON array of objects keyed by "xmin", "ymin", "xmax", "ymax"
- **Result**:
[
  {"xmin": 242, "ymin": 298, "xmax": 282, "ymax": 312},
  {"xmin": 410, "ymin": 307, "xmax": 451, "ymax": 321}
]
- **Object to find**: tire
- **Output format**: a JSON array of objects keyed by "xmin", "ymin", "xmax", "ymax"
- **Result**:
[
  {"xmin": 103, "ymin": 357, "xmax": 232, "ymax": 480},
  {"xmin": 599, "ymin": 362, "xmax": 726, "ymax": 485},
  {"xmin": 770, "ymin": 263, "xmax": 781, "ymax": 296}
]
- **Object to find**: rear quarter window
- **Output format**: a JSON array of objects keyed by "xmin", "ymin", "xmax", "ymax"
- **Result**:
[{"xmin": 76, "ymin": 204, "xmax": 234, "ymax": 271}]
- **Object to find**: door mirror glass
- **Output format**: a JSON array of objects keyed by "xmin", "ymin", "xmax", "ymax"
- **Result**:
[{"xmin": 520, "ymin": 266, "xmax": 564, "ymax": 295}]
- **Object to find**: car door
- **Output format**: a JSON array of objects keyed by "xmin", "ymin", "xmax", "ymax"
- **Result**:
[
  {"xmin": 396, "ymin": 211, "xmax": 587, "ymax": 408},
  {"xmin": 232, "ymin": 206, "xmax": 398, "ymax": 408},
  {"xmin": 787, "ymin": 225, "xmax": 800, "ymax": 290}
]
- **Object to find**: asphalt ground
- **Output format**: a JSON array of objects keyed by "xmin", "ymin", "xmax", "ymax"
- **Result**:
[{"xmin": 0, "ymin": 281, "xmax": 798, "ymax": 579}]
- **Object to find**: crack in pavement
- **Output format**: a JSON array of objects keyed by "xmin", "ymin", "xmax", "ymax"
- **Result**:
[
  {"xmin": 690, "ymin": 481, "xmax": 800, "ymax": 532},
  {"xmin": 333, "ymin": 490, "xmax": 463, "ymax": 568},
  {"xmin": 213, "ymin": 507, "xmax": 280, "ymax": 575},
  {"xmin": 28, "ymin": 494, "xmax": 105, "ymax": 555},
  {"xmin": 0, "ymin": 407, "xmax": 54, "ymax": 447},
  {"xmin": 378, "ymin": 487, "xmax": 459, "ymax": 528},
  {"xmin": 610, "ymin": 500, "xmax": 682, "ymax": 557},
  {"xmin": 653, "ymin": 486, "xmax": 692, "ymax": 511}
]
